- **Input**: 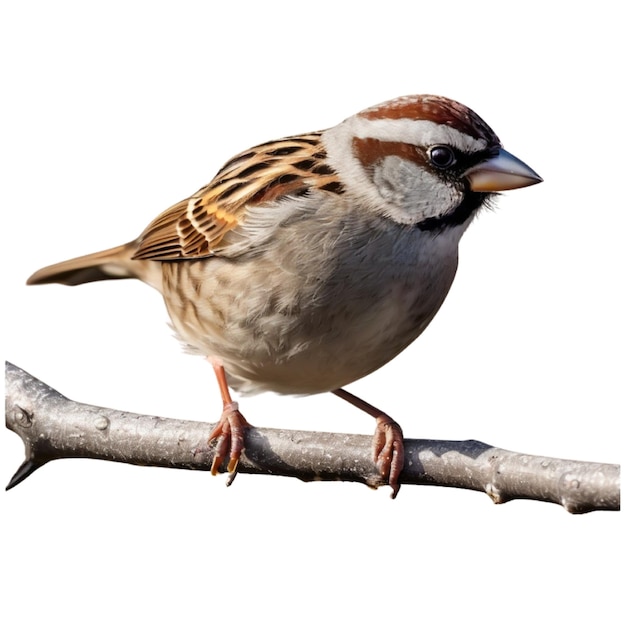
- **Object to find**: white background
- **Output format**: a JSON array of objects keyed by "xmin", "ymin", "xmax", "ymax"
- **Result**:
[{"xmin": 2, "ymin": 1, "xmax": 623, "ymax": 624}]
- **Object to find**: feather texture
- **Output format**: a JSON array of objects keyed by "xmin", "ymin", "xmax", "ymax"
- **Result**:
[{"xmin": 133, "ymin": 133, "xmax": 343, "ymax": 261}]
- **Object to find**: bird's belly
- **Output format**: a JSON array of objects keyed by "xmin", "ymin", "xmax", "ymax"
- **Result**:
[
  {"xmin": 162, "ymin": 244, "xmax": 457, "ymax": 395},
  {"xmin": 224, "ymin": 283, "xmax": 445, "ymax": 395}
]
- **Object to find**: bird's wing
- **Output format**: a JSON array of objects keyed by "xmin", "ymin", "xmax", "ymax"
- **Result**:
[{"xmin": 133, "ymin": 132, "xmax": 344, "ymax": 260}]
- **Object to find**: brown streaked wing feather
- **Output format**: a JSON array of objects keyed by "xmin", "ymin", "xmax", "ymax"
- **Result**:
[{"xmin": 132, "ymin": 132, "xmax": 343, "ymax": 261}]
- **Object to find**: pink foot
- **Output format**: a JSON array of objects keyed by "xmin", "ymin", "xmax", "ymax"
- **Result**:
[
  {"xmin": 372, "ymin": 414, "xmax": 405, "ymax": 499},
  {"xmin": 332, "ymin": 388, "xmax": 406, "ymax": 498},
  {"xmin": 208, "ymin": 402, "xmax": 250, "ymax": 475}
]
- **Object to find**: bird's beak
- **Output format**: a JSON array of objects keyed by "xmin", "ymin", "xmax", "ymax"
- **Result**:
[{"xmin": 465, "ymin": 148, "xmax": 543, "ymax": 192}]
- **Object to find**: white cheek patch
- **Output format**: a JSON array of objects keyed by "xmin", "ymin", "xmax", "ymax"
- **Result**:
[{"xmin": 372, "ymin": 156, "xmax": 463, "ymax": 224}]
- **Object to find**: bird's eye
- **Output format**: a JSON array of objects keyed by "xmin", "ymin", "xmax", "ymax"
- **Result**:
[{"xmin": 428, "ymin": 145, "xmax": 456, "ymax": 169}]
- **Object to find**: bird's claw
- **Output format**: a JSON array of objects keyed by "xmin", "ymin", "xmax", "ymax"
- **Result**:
[
  {"xmin": 208, "ymin": 402, "xmax": 250, "ymax": 476},
  {"xmin": 372, "ymin": 414, "xmax": 405, "ymax": 498}
]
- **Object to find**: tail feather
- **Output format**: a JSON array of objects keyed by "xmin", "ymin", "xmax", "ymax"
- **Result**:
[{"xmin": 27, "ymin": 241, "xmax": 162, "ymax": 291}]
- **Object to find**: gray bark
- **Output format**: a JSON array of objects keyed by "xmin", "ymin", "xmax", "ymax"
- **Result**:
[{"xmin": 5, "ymin": 361, "xmax": 620, "ymax": 513}]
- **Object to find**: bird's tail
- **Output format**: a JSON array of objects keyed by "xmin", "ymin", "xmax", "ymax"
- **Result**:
[{"xmin": 27, "ymin": 241, "xmax": 162, "ymax": 291}]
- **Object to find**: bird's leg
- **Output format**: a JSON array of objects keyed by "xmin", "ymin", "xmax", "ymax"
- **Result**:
[
  {"xmin": 332, "ymin": 388, "xmax": 404, "ymax": 498},
  {"xmin": 207, "ymin": 360, "xmax": 251, "ymax": 475}
]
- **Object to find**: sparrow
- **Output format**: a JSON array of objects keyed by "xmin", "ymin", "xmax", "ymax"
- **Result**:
[{"xmin": 27, "ymin": 94, "xmax": 542, "ymax": 496}]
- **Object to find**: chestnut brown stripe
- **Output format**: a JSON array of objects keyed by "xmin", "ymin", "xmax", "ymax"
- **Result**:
[{"xmin": 352, "ymin": 137, "xmax": 428, "ymax": 169}]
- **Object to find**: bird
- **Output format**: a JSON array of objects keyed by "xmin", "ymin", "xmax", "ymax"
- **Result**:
[{"xmin": 27, "ymin": 94, "xmax": 542, "ymax": 497}]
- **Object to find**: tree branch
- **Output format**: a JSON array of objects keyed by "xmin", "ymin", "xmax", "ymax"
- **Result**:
[{"xmin": 5, "ymin": 361, "xmax": 620, "ymax": 513}]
